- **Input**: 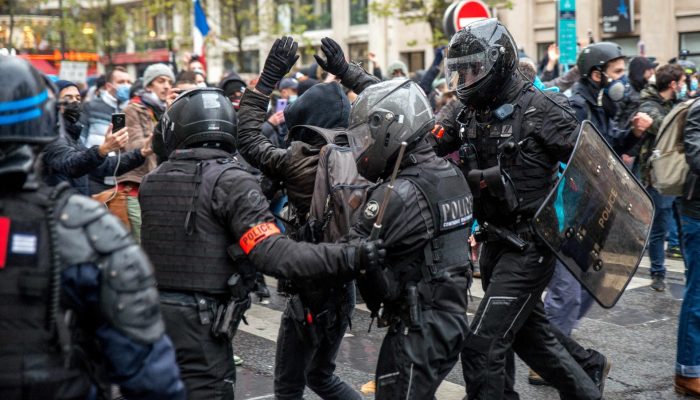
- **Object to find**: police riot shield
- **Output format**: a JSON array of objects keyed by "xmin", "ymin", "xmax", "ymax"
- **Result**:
[{"xmin": 532, "ymin": 121, "xmax": 654, "ymax": 308}]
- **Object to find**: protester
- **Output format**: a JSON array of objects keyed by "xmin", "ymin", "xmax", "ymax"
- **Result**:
[
  {"xmin": 634, "ymin": 63, "xmax": 686, "ymax": 291},
  {"xmin": 42, "ymin": 80, "xmax": 150, "ymax": 196},
  {"xmin": 676, "ymin": 90, "xmax": 700, "ymax": 398}
]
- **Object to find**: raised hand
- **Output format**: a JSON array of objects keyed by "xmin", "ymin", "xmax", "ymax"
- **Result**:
[
  {"xmin": 313, "ymin": 37, "xmax": 349, "ymax": 77},
  {"xmin": 256, "ymin": 36, "xmax": 300, "ymax": 96},
  {"xmin": 99, "ymin": 124, "xmax": 129, "ymax": 156}
]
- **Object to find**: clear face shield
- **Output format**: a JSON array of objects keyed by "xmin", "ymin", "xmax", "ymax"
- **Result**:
[{"xmin": 445, "ymin": 49, "xmax": 497, "ymax": 92}]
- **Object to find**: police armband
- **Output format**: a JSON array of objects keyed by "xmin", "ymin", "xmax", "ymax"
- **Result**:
[
  {"xmin": 238, "ymin": 222, "xmax": 281, "ymax": 254},
  {"xmin": 56, "ymin": 194, "xmax": 164, "ymax": 344}
]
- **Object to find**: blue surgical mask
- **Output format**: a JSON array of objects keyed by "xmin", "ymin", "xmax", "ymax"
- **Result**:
[
  {"xmin": 691, "ymin": 78, "xmax": 698, "ymax": 92},
  {"xmin": 289, "ymin": 95, "xmax": 298, "ymax": 104},
  {"xmin": 679, "ymin": 83, "xmax": 688, "ymax": 99},
  {"xmin": 115, "ymin": 84, "xmax": 131, "ymax": 103}
]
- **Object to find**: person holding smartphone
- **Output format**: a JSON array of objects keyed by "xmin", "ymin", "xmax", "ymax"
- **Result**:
[{"xmin": 42, "ymin": 80, "xmax": 151, "ymax": 196}]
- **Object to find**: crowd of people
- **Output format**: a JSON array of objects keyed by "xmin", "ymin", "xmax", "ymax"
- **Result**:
[{"xmin": 1, "ymin": 16, "xmax": 700, "ymax": 400}]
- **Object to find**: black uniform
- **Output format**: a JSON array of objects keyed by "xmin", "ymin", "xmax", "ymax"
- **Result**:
[
  {"xmin": 345, "ymin": 145, "xmax": 472, "ymax": 399},
  {"xmin": 440, "ymin": 19, "xmax": 602, "ymax": 400},
  {"xmin": 312, "ymin": 40, "xmax": 473, "ymax": 396}
]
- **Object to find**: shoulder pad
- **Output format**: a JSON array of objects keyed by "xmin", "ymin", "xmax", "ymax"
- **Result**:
[
  {"xmin": 100, "ymin": 244, "xmax": 164, "ymax": 344},
  {"xmin": 59, "ymin": 194, "xmax": 108, "ymax": 228},
  {"xmin": 56, "ymin": 195, "xmax": 133, "ymax": 265}
]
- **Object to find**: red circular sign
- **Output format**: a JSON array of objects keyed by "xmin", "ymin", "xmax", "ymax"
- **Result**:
[{"xmin": 454, "ymin": 0, "xmax": 491, "ymax": 31}]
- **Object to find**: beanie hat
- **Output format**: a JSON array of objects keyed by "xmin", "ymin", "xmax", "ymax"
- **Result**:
[
  {"xmin": 387, "ymin": 60, "xmax": 408, "ymax": 76},
  {"xmin": 143, "ymin": 63, "xmax": 175, "ymax": 87},
  {"xmin": 55, "ymin": 79, "xmax": 78, "ymax": 93}
]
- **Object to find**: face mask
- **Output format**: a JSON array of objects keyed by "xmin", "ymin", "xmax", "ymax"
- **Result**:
[
  {"xmin": 289, "ymin": 95, "xmax": 298, "ymax": 104},
  {"xmin": 679, "ymin": 83, "xmax": 688, "ymax": 99},
  {"xmin": 197, "ymin": 82, "xmax": 207, "ymax": 88},
  {"xmin": 115, "ymin": 84, "xmax": 131, "ymax": 103},
  {"xmin": 604, "ymin": 74, "xmax": 626, "ymax": 102},
  {"xmin": 691, "ymin": 78, "xmax": 698, "ymax": 92},
  {"xmin": 62, "ymin": 101, "xmax": 81, "ymax": 124}
]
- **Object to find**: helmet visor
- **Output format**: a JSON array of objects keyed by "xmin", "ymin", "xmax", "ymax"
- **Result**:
[
  {"xmin": 445, "ymin": 50, "xmax": 496, "ymax": 92},
  {"xmin": 346, "ymin": 122, "xmax": 374, "ymax": 163}
]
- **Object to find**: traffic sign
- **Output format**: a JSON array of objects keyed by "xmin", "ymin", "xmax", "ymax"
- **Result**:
[
  {"xmin": 443, "ymin": 0, "xmax": 491, "ymax": 38},
  {"xmin": 454, "ymin": 0, "xmax": 491, "ymax": 31}
]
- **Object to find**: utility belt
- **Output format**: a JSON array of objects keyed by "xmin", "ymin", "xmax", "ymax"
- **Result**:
[
  {"xmin": 474, "ymin": 220, "xmax": 534, "ymax": 251},
  {"xmin": 160, "ymin": 273, "xmax": 252, "ymax": 340}
]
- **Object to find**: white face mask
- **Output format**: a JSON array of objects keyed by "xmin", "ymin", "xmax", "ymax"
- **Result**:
[{"xmin": 197, "ymin": 82, "xmax": 207, "ymax": 88}]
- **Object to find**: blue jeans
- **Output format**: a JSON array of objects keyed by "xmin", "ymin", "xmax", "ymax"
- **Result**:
[
  {"xmin": 668, "ymin": 200, "xmax": 680, "ymax": 248},
  {"xmin": 648, "ymin": 186, "xmax": 676, "ymax": 277},
  {"xmin": 543, "ymin": 261, "xmax": 595, "ymax": 336},
  {"xmin": 677, "ymin": 214, "xmax": 700, "ymax": 377}
]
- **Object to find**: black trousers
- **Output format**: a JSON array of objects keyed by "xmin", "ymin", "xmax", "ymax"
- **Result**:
[
  {"xmin": 160, "ymin": 291, "xmax": 235, "ymax": 400},
  {"xmin": 461, "ymin": 241, "xmax": 601, "ymax": 400},
  {"xmin": 274, "ymin": 284, "xmax": 361, "ymax": 400},
  {"xmin": 375, "ymin": 309, "xmax": 468, "ymax": 399}
]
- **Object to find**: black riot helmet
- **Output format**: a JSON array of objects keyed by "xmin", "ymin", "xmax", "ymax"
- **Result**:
[
  {"xmin": 577, "ymin": 42, "xmax": 624, "ymax": 78},
  {"xmin": 0, "ymin": 56, "xmax": 59, "ymax": 145},
  {"xmin": 445, "ymin": 18, "xmax": 518, "ymax": 103},
  {"xmin": 346, "ymin": 79, "xmax": 434, "ymax": 182},
  {"xmin": 155, "ymin": 87, "xmax": 237, "ymax": 158}
]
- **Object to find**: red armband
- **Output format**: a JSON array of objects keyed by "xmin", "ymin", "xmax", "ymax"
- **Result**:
[{"xmin": 239, "ymin": 222, "xmax": 281, "ymax": 254}]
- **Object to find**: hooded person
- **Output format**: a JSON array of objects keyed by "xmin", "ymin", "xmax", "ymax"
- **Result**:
[
  {"xmin": 219, "ymin": 71, "xmax": 247, "ymax": 109},
  {"xmin": 251, "ymin": 81, "xmax": 367, "ymax": 400},
  {"xmin": 616, "ymin": 56, "xmax": 657, "ymax": 133}
]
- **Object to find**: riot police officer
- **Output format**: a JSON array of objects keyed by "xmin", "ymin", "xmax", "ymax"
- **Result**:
[
  {"xmin": 314, "ymin": 39, "xmax": 473, "ymax": 399},
  {"xmin": 0, "ymin": 56, "xmax": 185, "ymax": 399},
  {"xmin": 439, "ymin": 19, "xmax": 605, "ymax": 400},
  {"xmin": 140, "ymin": 87, "xmax": 384, "ymax": 400}
]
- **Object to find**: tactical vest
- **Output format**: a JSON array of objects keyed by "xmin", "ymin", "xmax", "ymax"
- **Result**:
[
  {"xmin": 462, "ymin": 87, "xmax": 559, "ymax": 222},
  {"xmin": 0, "ymin": 185, "xmax": 89, "ymax": 395},
  {"xmin": 395, "ymin": 162, "xmax": 472, "ymax": 313},
  {"xmin": 140, "ymin": 157, "xmax": 244, "ymax": 294}
]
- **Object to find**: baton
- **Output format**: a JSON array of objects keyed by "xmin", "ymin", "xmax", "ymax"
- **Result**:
[{"xmin": 368, "ymin": 142, "xmax": 408, "ymax": 241}]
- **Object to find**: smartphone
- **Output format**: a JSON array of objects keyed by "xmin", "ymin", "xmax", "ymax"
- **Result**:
[
  {"xmin": 111, "ymin": 113, "xmax": 126, "ymax": 132},
  {"xmin": 276, "ymin": 98, "xmax": 288, "ymax": 113}
]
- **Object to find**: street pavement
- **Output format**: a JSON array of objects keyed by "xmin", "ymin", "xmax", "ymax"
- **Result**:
[{"xmin": 234, "ymin": 255, "xmax": 687, "ymax": 399}]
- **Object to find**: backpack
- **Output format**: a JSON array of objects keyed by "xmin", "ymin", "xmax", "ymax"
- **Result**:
[
  {"xmin": 649, "ymin": 98, "xmax": 700, "ymax": 196},
  {"xmin": 289, "ymin": 125, "xmax": 371, "ymax": 243},
  {"xmin": 308, "ymin": 143, "xmax": 371, "ymax": 242}
]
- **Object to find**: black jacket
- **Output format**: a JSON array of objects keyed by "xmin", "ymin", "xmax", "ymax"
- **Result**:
[
  {"xmin": 42, "ymin": 124, "xmax": 145, "ymax": 195},
  {"xmin": 682, "ymin": 100, "xmax": 700, "ymax": 219},
  {"xmin": 160, "ymin": 147, "xmax": 358, "ymax": 281},
  {"xmin": 569, "ymin": 79, "xmax": 640, "ymax": 155},
  {"xmin": 433, "ymin": 75, "xmax": 577, "ymax": 222}
]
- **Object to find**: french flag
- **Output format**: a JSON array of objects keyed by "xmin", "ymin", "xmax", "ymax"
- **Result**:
[{"xmin": 193, "ymin": 0, "xmax": 210, "ymax": 57}]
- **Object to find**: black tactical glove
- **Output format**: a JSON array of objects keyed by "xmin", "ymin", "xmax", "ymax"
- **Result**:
[
  {"xmin": 313, "ymin": 37, "xmax": 349, "ymax": 78},
  {"xmin": 355, "ymin": 239, "xmax": 386, "ymax": 275},
  {"xmin": 256, "ymin": 36, "xmax": 300, "ymax": 96}
]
